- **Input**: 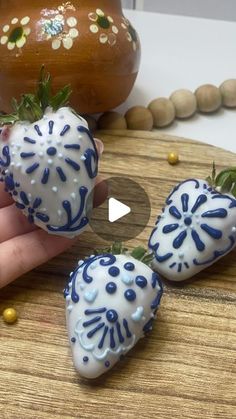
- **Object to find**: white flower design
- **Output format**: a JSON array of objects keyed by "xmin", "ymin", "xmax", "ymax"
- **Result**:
[
  {"xmin": 121, "ymin": 17, "xmax": 139, "ymax": 51},
  {"xmin": 0, "ymin": 16, "xmax": 31, "ymax": 50},
  {"xmin": 88, "ymin": 8, "xmax": 118, "ymax": 46},
  {"xmin": 39, "ymin": 14, "xmax": 79, "ymax": 50}
]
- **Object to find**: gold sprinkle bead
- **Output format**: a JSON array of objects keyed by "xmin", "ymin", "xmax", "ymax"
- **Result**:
[
  {"xmin": 167, "ymin": 152, "xmax": 179, "ymax": 165},
  {"xmin": 3, "ymin": 308, "xmax": 18, "ymax": 324}
]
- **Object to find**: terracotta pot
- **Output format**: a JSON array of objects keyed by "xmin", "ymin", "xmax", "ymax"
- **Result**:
[{"xmin": 0, "ymin": 0, "xmax": 141, "ymax": 114}]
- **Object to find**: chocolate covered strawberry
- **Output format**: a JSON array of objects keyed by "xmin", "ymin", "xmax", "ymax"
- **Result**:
[
  {"xmin": 64, "ymin": 244, "xmax": 163, "ymax": 379},
  {"xmin": 149, "ymin": 165, "xmax": 236, "ymax": 281},
  {"xmin": 0, "ymin": 68, "xmax": 98, "ymax": 238}
]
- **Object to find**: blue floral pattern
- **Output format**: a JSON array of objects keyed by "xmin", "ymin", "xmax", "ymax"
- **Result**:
[{"xmin": 149, "ymin": 179, "xmax": 236, "ymax": 279}]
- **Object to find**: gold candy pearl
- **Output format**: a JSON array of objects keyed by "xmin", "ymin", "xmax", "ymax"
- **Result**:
[
  {"xmin": 3, "ymin": 307, "xmax": 18, "ymax": 324},
  {"xmin": 167, "ymin": 152, "xmax": 179, "ymax": 165}
]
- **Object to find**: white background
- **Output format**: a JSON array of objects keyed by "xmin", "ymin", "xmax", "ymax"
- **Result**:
[{"xmin": 122, "ymin": 0, "xmax": 236, "ymax": 21}]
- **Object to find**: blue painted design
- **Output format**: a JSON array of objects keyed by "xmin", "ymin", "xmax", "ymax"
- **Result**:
[
  {"xmin": 77, "ymin": 125, "xmax": 98, "ymax": 160},
  {"xmin": 71, "ymin": 337, "xmax": 76, "ymax": 343},
  {"xmin": 194, "ymin": 235, "xmax": 235, "ymax": 266},
  {"xmin": 173, "ymin": 230, "xmax": 187, "ymax": 249},
  {"xmin": 202, "ymin": 208, "xmax": 227, "ymax": 218},
  {"xmin": 98, "ymin": 326, "xmax": 109, "ymax": 349},
  {"xmin": 163, "ymin": 224, "xmax": 179, "ymax": 234},
  {"xmin": 123, "ymin": 319, "xmax": 132, "ymax": 338},
  {"xmin": 0, "ymin": 146, "xmax": 11, "ymax": 169},
  {"xmin": 34, "ymin": 124, "xmax": 42, "ymax": 136},
  {"xmin": 151, "ymin": 272, "xmax": 161, "ymax": 289},
  {"xmin": 191, "ymin": 229, "xmax": 205, "ymax": 251},
  {"xmin": 166, "ymin": 179, "xmax": 200, "ymax": 205},
  {"xmin": 178, "ymin": 263, "xmax": 182, "ymax": 272},
  {"xmin": 77, "ymin": 307, "xmax": 133, "ymax": 351},
  {"xmin": 41, "ymin": 168, "xmax": 50, "ymax": 184},
  {"xmin": 60, "ymin": 124, "xmax": 70, "ymax": 136},
  {"xmin": 184, "ymin": 217, "xmax": 192, "ymax": 226},
  {"xmin": 106, "ymin": 282, "xmax": 117, "ymax": 294},
  {"xmin": 64, "ymin": 144, "xmax": 80, "ymax": 150},
  {"xmin": 56, "ymin": 166, "xmax": 67, "ymax": 182},
  {"xmin": 106, "ymin": 310, "xmax": 118, "ymax": 323},
  {"xmin": 26, "ymin": 162, "xmax": 40, "ymax": 174},
  {"xmin": 181, "ymin": 193, "xmax": 189, "ymax": 212},
  {"xmin": 105, "ymin": 361, "xmax": 110, "ymax": 368},
  {"xmin": 20, "ymin": 152, "xmax": 36, "ymax": 159},
  {"xmin": 143, "ymin": 318, "xmax": 154, "ymax": 333},
  {"xmin": 191, "ymin": 194, "xmax": 207, "ymax": 213},
  {"xmin": 16, "ymin": 194, "xmax": 49, "ymax": 225},
  {"xmin": 169, "ymin": 206, "xmax": 182, "ymax": 219},
  {"xmin": 184, "ymin": 262, "xmax": 189, "ymax": 269},
  {"xmin": 108, "ymin": 266, "xmax": 120, "ymax": 277},
  {"xmin": 65, "ymin": 157, "xmax": 80, "ymax": 171},
  {"xmin": 83, "ymin": 316, "xmax": 102, "ymax": 328},
  {"xmin": 135, "ymin": 276, "xmax": 147, "ymax": 288},
  {"xmin": 47, "ymin": 186, "xmax": 88, "ymax": 233},
  {"xmin": 85, "ymin": 308, "xmax": 106, "ymax": 315},
  {"xmin": 84, "ymin": 148, "xmax": 98, "ymax": 179},
  {"xmin": 124, "ymin": 289, "xmax": 136, "ymax": 302},
  {"xmin": 110, "ymin": 327, "xmax": 116, "ymax": 348},
  {"xmin": 124, "ymin": 262, "xmax": 135, "ymax": 271},
  {"xmin": 200, "ymin": 224, "xmax": 222, "ymax": 239},
  {"xmin": 43, "ymin": 18, "xmax": 64, "ymax": 36},
  {"xmin": 47, "ymin": 147, "xmax": 57, "ymax": 156},
  {"xmin": 151, "ymin": 285, "xmax": 163, "ymax": 310},
  {"xmin": 169, "ymin": 262, "xmax": 176, "ymax": 268},
  {"xmin": 83, "ymin": 356, "xmax": 89, "ymax": 363},
  {"xmin": 48, "ymin": 120, "xmax": 54, "ymax": 134},
  {"xmin": 24, "ymin": 137, "xmax": 36, "ymax": 144},
  {"xmin": 212, "ymin": 194, "xmax": 236, "ymax": 209}
]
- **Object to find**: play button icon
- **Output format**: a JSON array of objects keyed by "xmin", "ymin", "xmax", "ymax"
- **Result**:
[
  {"xmin": 87, "ymin": 177, "xmax": 151, "ymax": 243},
  {"xmin": 108, "ymin": 198, "xmax": 131, "ymax": 223}
]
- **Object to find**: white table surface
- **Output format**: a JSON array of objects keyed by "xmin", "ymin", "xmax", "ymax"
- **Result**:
[{"xmin": 117, "ymin": 10, "xmax": 236, "ymax": 153}]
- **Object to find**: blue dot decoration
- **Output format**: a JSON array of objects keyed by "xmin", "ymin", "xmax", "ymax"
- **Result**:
[
  {"xmin": 124, "ymin": 289, "xmax": 136, "ymax": 302},
  {"xmin": 47, "ymin": 146, "xmax": 57, "ymax": 156},
  {"xmin": 83, "ymin": 356, "xmax": 89, "ymax": 363},
  {"xmin": 106, "ymin": 309, "xmax": 118, "ymax": 323},
  {"xmin": 105, "ymin": 361, "xmax": 110, "ymax": 368},
  {"xmin": 124, "ymin": 262, "xmax": 135, "ymax": 271},
  {"xmin": 106, "ymin": 282, "xmax": 117, "ymax": 294},
  {"xmin": 108, "ymin": 266, "xmax": 120, "ymax": 277},
  {"xmin": 135, "ymin": 275, "xmax": 148, "ymax": 289},
  {"xmin": 71, "ymin": 337, "xmax": 76, "ymax": 343}
]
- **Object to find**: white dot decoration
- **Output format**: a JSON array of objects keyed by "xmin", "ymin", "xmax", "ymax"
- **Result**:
[
  {"xmin": 3, "ymin": 25, "xmax": 10, "ymax": 33},
  {"xmin": 20, "ymin": 16, "xmax": 30, "ymax": 26},
  {"xmin": 67, "ymin": 17, "xmax": 77, "ymax": 28},
  {"xmin": 90, "ymin": 24, "xmax": 99, "ymax": 34},
  {"xmin": 11, "ymin": 17, "xmax": 18, "ymax": 25}
]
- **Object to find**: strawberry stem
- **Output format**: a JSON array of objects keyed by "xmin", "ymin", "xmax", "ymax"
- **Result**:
[
  {"xmin": 94, "ymin": 243, "xmax": 154, "ymax": 266},
  {"xmin": 0, "ymin": 66, "xmax": 72, "ymax": 125},
  {"xmin": 206, "ymin": 163, "xmax": 236, "ymax": 198}
]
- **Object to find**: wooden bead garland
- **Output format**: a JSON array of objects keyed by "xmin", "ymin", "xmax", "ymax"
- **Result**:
[
  {"xmin": 84, "ymin": 78, "xmax": 236, "ymax": 131},
  {"xmin": 148, "ymin": 98, "xmax": 175, "ymax": 128},
  {"xmin": 125, "ymin": 106, "xmax": 153, "ymax": 130},
  {"xmin": 170, "ymin": 89, "xmax": 197, "ymax": 119},
  {"xmin": 195, "ymin": 84, "xmax": 222, "ymax": 113}
]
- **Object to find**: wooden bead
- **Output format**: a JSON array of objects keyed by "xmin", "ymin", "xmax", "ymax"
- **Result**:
[
  {"xmin": 195, "ymin": 84, "xmax": 222, "ymax": 113},
  {"xmin": 148, "ymin": 98, "xmax": 175, "ymax": 128},
  {"xmin": 98, "ymin": 112, "xmax": 127, "ymax": 130},
  {"xmin": 170, "ymin": 89, "xmax": 197, "ymax": 119},
  {"xmin": 83, "ymin": 115, "xmax": 97, "ymax": 133},
  {"xmin": 167, "ymin": 152, "xmax": 179, "ymax": 165},
  {"xmin": 220, "ymin": 79, "xmax": 236, "ymax": 108},
  {"xmin": 125, "ymin": 106, "xmax": 153, "ymax": 131},
  {"xmin": 3, "ymin": 308, "xmax": 18, "ymax": 324}
]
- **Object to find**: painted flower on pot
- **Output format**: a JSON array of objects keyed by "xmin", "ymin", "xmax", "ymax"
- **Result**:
[
  {"xmin": 0, "ymin": 16, "xmax": 31, "ymax": 50},
  {"xmin": 38, "ymin": 12, "xmax": 79, "ymax": 50},
  {"xmin": 121, "ymin": 17, "xmax": 139, "ymax": 51},
  {"xmin": 88, "ymin": 8, "xmax": 118, "ymax": 46}
]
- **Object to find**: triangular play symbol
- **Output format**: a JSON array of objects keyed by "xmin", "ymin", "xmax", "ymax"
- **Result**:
[{"xmin": 108, "ymin": 197, "xmax": 131, "ymax": 223}]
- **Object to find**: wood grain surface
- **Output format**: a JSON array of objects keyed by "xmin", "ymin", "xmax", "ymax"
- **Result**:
[{"xmin": 0, "ymin": 130, "xmax": 235, "ymax": 419}]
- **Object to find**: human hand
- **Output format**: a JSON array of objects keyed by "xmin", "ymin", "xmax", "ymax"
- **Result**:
[{"xmin": 0, "ymin": 139, "xmax": 106, "ymax": 288}]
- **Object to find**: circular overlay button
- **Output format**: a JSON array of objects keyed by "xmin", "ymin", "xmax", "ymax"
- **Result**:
[{"xmin": 87, "ymin": 177, "xmax": 151, "ymax": 243}]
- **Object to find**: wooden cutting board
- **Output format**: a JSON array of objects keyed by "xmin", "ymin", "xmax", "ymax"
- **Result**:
[{"xmin": 0, "ymin": 130, "xmax": 235, "ymax": 419}]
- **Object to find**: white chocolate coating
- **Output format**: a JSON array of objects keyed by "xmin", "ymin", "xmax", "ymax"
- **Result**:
[
  {"xmin": 149, "ymin": 179, "xmax": 236, "ymax": 281},
  {"xmin": 65, "ymin": 254, "xmax": 163, "ymax": 379},
  {"xmin": 0, "ymin": 107, "xmax": 98, "ymax": 238}
]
